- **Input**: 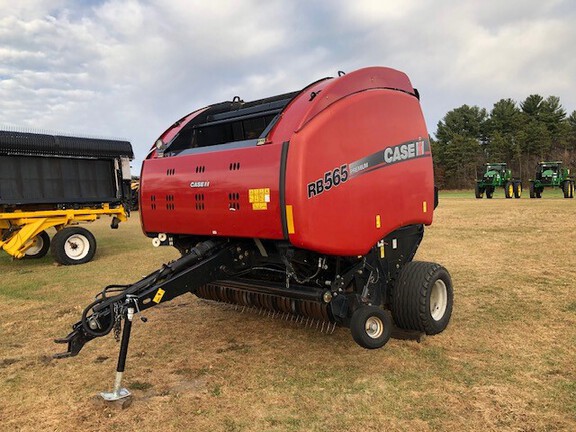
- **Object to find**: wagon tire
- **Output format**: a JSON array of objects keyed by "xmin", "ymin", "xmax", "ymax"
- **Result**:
[
  {"xmin": 392, "ymin": 261, "xmax": 453, "ymax": 335},
  {"xmin": 350, "ymin": 306, "xmax": 392, "ymax": 349},
  {"xmin": 529, "ymin": 183, "xmax": 535, "ymax": 198},
  {"xmin": 23, "ymin": 231, "xmax": 50, "ymax": 259},
  {"xmin": 51, "ymin": 227, "xmax": 97, "ymax": 265}
]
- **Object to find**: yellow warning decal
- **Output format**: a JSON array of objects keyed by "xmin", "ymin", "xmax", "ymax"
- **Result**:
[
  {"xmin": 153, "ymin": 288, "xmax": 165, "ymax": 304},
  {"xmin": 249, "ymin": 188, "xmax": 270, "ymax": 210},
  {"xmin": 286, "ymin": 205, "xmax": 295, "ymax": 234},
  {"xmin": 423, "ymin": 201, "xmax": 427, "ymax": 213},
  {"xmin": 376, "ymin": 214, "xmax": 381, "ymax": 228}
]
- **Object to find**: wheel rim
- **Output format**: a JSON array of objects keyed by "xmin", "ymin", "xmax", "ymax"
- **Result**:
[
  {"xmin": 430, "ymin": 279, "xmax": 448, "ymax": 321},
  {"xmin": 508, "ymin": 185, "xmax": 513, "ymax": 196},
  {"xmin": 25, "ymin": 236, "xmax": 44, "ymax": 255},
  {"xmin": 64, "ymin": 234, "xmax": 90, "ymax": 260},
  {"xmin": 365, "ymin": 316, "xmax": 384, "ymax": 339}
]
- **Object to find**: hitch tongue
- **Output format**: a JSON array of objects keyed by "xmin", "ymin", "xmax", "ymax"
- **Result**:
[{"xmin": 54, "ymin": 326, "xmax": 92, "ymax": 359}]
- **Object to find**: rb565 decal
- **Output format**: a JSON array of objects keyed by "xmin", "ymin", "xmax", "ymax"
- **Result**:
[{"xmin": 306, "ymin": 138, "xmax": 430, "ymax": 199}]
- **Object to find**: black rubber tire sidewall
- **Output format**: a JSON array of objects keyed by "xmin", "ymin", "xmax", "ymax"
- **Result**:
[
  {"xmin": 392, "ymin": 261, "xmax": 454, "ymax": 335},
  {"xmin": 23, "ymin": 231, "xmax": 51, "ymax": 259},
  {"xmin": 350, "ymin": 306, "xmax": 392, "ymax": 350},
  {"xmin": 51, "ymin": 227, "xmax": 97, "ymax": 265}
]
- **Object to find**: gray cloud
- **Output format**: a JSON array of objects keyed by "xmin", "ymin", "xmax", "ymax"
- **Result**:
[{"xmin": 0, "ymin": 0, "xmax": 574, "ymax": 169}]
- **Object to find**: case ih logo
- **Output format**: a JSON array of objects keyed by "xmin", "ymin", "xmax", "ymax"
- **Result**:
[
  {"xmin": 348, "ymin": 138, "xmax": 430, "ymax": 177},
  {"xmin": 190, "ymin": 181, "xmax": 210, "ymax": 188},
  {"xmin": 307, "ymin": 138, "xmax": 430, "ymax": 199}
]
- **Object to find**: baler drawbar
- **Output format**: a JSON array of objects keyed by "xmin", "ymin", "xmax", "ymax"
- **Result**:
[{"xmin": 55, "ymin": 67, "xmax": 454, "ymax": 400}]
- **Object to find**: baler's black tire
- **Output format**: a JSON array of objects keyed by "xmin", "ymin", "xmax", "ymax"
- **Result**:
[
  {"xmin": 51, "ymin": 227, "xmax": 97, "ymax": 265},
  {"xmin": 350, "ymin": 306, "xmax": 392, "ymax": 349},
  {"xmin": 23, "ymin": 231, "xmax": 50, "ymax": 259},
  {"xmin": 475, "ymin": 184, "xmax": 483, "ymax": 199},
  {"xmin": 392, "ymin": 261, "xmax": 453, "ymax": 335},
  {"xmin": 529, "ymin": 183, "xmax": 535, "ymax": 198},
  {"xmin": 486, "ymin": 188, "xmax": 494, "ymax": 199},
  {"xmin": 505, "ymin": 181, "xmax": 513, "ymax": 199}
]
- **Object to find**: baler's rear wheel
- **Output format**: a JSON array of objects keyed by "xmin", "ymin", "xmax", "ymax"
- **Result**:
[
  {"xmin": 392, "ymin": 261, "xmax": 453, "ymax": 335},
  {"xmin": 350, "ymin": 306, "xmax": 392, "ymax": 349},
  {"xmin": 23, "ymin": 231, "xmax": 51, "ymax": 259},
  {"xmin": 51, "ymin": 227, "xmax": 97, "ymax": 265}
]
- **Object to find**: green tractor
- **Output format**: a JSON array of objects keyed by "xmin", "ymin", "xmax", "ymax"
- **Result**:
[
  {"xmin": 529, "ymin": 161, "xmax": 574, "ymax": 198},
  {"xmin": 475, "ymin": 163, "xmax": 522, "ymax": 199}
]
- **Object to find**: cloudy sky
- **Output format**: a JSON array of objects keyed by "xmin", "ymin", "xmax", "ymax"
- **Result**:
[{"xmin": 1, "ymin": 0, "xmax": 575, "ymax": 170}]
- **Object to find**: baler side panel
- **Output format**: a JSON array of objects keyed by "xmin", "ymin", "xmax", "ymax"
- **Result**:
[
  {"xmin": 285, "ymin": 89, "xmax": 433, "ymax": 256},
  {"xmin": 140, "ymin": 144, "xmax": 284, "ymax": 239}
]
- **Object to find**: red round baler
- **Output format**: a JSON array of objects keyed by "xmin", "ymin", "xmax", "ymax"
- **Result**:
[{"xmin": 57, "ymin": 68, "xmax": 453, "ymax": 395}]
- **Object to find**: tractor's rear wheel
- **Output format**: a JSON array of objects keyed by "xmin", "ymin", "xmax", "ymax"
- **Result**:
[
  {"xmin": 475, "ymin": 184, "xmax": 483, "ymax": 199},
  {"xmin": 350, "ymin": 306, "xmax": 392, "ymax": 349},
  {"xmin": 505, "ymin": 181, "xmax": 513, "ymax": 199},
  {"xmin": 563, "ymin": 181, "xmax": 572, "ymax": 198},
  {"xmin": 514, "ymin": 182, "xmax": 522, "ymax": 198},
  {"xmin": 571, "ymin": 181, "xmax": 575, "ymax": 198},
  {"xmin": 392, "ymin": 261, "xmax": 453, "ymax": 335},
  {"xmin": 23, "ymin": 231, "xmax": 50, "ymax": 259},
  {"xmin": 51, "ymin": 227, "xmax": 97, "ymax": 265}
]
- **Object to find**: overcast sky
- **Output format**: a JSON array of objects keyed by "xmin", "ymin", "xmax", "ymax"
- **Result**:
[{"xmin": 1, "ymin": 0, "xmax": 575, "ymax": 171}]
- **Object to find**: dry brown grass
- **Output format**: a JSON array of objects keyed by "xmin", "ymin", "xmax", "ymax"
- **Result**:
[{"xmin": 1, "ymin": 193, "xmax": 575, "ymax": 432}]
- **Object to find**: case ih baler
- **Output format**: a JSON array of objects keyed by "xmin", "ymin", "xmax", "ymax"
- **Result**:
[{"xmin": 56, "ymin": 67, "xmax": 453, "ymax": 399}]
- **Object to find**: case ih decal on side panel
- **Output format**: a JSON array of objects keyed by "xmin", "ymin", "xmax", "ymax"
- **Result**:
[{"xmin": 306, "ymin": 138, "xmax": 430, "ymax": 199}]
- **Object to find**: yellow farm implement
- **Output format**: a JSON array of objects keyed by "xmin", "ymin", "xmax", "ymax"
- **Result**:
[
  {"xmin": 0, "ymin": 204, "xmax": 128, "ymax": 264},
  {"xmin": 0, "ymin": 128, "xmax": 134, "ymax": 264}
]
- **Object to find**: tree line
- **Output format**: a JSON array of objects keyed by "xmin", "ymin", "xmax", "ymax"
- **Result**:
[{"xmin": 431, "ymin": 95, "xmax": 576, "ymax": 189}]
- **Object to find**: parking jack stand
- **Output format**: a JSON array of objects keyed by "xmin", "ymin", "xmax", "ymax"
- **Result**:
[{"xmin": 100, "ymin": 307, "xmax": 134, "ymax": 401}]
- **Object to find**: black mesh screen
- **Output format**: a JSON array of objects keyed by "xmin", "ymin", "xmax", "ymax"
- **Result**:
[{"xmin": 0, "ymin": 155, "xmax": 117, "ymax": 205}]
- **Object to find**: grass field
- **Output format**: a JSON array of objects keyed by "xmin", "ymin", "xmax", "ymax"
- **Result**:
[{"xmin": 1, "ymin": 193, "xmax": 575, "ymax": 431}]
